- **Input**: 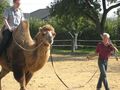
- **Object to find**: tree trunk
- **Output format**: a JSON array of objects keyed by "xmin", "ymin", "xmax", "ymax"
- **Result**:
[
  {"xmin": 71, "ymin": 38, "xmax": 75, "ymax": 53},
  {"xmin": 74, "ymin": 33, "xmax": 78, "ymax": 49},
  {"xmin": 69, "ymin": 32, "xmax": 78, "ymax": 53},
  {"xmin": 96, "ymin": 21, "xmax": 104, "ymax": 35},
  {"xmin": 117, "ymin": 17, "xmax": 120, "ymax": 40}
]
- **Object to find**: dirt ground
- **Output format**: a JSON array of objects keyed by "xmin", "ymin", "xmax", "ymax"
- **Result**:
[{"xmin": 0, "ymin": 54, "xmax": 120, "ymax": 90}]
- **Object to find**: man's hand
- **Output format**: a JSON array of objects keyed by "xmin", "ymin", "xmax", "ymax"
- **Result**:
[
  {"xmin": 113, "ymin": 51, "xmax": 119, "ymax": 61},
  {"xmin": 9, "ymin": 27, "xmax": 16, "ymax": 32},
  {"xmin": 116, "ymin": 57, "xmax": 119, "ymax": 61},
  {"xmin": 86, "ymin": 56, "xmax": 90, "ymax": 60},
  {"xmin": 9, "ymin": 27, "xmax": 13, "ymax": 32}
]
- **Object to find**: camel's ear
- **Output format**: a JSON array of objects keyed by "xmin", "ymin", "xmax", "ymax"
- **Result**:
[
  {"xmin": 39, "ymin": 27, "xmax": 47, "ymax": 35},
  {"xmin": 39, "ymin": 27, "xmax": 46, "ymax": 33},
  {"xmin": 22, "ymin": 21, "xmax": 29, "ymax": 31},
  {"xmin": 39, "ymin": 27, "xmax": 42, "ymax": 32}
]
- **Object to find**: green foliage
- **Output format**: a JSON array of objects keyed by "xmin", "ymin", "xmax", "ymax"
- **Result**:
[
  {"xmin": 50, "ymin": 0, "xmax": 100, "ymax": 17},
  {"xmin": 117, "ymin": 16, "xmax": 120, "ymax": 39},
  {"xmin": 0, "ymin": 0, "xmax": 9, "ymax": 27},
  {"xmin": 29, "ymin": 18, "xmax": 58, "ymax": 37},
  {"xmin": 29, "ymin": 18, "xmax": 47, "ymax": 37},
  {"xmin": 47, "ymin": 15, "xmax": 96, "ymax": 40},
  {"xmin": 50, "ymin": 0, "xmax": 120, "ymax": 34},
  {"xmin": 47, "ymin": 16, "xmax": 64, "ymax": 33},
  {"xmin": 52, "ymin": 48, "xmax": 95, "ymax": 54},
  {"xmin": 49, "ymin": 16, "xmax": 97, "ymax": 40},
  {"xmin": 107, "ymin": 0, "xmax": 118, "ymax": 3},
  {"xmin": 49, "ymin": 16, "xmax": 119, "ymax": 40},
  {"xmin": 105, "ymin": 19, "xmax": 118, "ymax": 39},
  {"xmin": 51, "ymin": 0, "xmax": 81, "ymax": 17}
]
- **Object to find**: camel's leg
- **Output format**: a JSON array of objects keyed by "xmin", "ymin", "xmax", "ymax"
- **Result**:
[
  {"xmin": 13, "ymin": 70, "xmax": 33, "ymax": 90},
  {"xmin": 19, "ymin": 72, "xmax": 26, "ymax": 90},
  {"xmin": 0, "ymin": 68, "xmax": 9, "ymax": 90},
  {"xmin": 12, "ymin": 66, "xmax": 26, "ymax": 90},
  {"xmin": 25, "ymin": 71, "xmax": 33, "ymax": 86}
]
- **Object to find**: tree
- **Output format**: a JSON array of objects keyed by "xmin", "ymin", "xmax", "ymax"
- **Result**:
[
  {"xmin": 105, "ymin": 19, "xmax": 118, "ymax": 39},
  {"xmin": 0, "ymin": 0, "xmax": 9, "ymax": 27},
  {"xmin": 48, "ymin": 15, "xmax": 95, "ymax": 53},
  {"xmin": 29, "ymin": 18, "xmax": 47, "ymax": 37},
  {"xmin": 50, "ymin": 0, "xmax": 120, "ymax": 34},
  {"xmin": 116, "ymin": 8, "xmax": 120, "ymax": 39}
]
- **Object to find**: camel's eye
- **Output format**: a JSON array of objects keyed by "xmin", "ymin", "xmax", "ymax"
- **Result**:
[{"xmin": 42, "ymin": 31, "xmax": 47, "ymax": 36}]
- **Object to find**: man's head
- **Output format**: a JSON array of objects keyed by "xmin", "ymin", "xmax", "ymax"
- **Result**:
[
  {"xmin": 102, "ymin": 33, "xmax": 110, "ymax": 45},
  {"xmin": 103, "ymin": 33, "xmax": 110, "ymax": 38},
  {"xmin": 13, "ymin": 0, "xmax": 21, "ymax": 8}
]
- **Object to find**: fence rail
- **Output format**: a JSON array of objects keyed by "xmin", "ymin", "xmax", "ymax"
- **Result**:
[{"xmin": 53, "ymin": 40, "xmax": 120, "ymax": 48}]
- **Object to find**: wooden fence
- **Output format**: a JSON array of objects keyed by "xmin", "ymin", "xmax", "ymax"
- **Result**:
[{"xmin": 53, "ymin": 40, "xmax": 120, "ymax": 48}]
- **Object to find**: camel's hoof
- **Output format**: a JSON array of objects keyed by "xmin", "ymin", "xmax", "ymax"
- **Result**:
[
  {"xmin": 20, "ymin": 89, "xmax": 26, "ymax": 90},
  {"xmin": 20, "ymin": 88, "xmax": 26, "ymax": 90}
]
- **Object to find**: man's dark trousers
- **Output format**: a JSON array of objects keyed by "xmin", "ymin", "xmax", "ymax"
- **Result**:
[
  {"xmin": 97, "ymin": 58, "xmax": 110, "ymax": 90},
  {"xmin": 0, "ymin": 29, "xmax": 12, "ymax": 56}
]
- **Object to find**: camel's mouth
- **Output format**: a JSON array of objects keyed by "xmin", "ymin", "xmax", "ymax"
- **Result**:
[
  {"xmin": 44, "ymin": 38, "xmax": 54, "ymax": 45},
  {"xmin": 44, "ymin": 31, "xmax": 55, "ymax": 45},
  {"xmin": 49, "ymin": 39, "xmax": 54, "ymax": 45}
]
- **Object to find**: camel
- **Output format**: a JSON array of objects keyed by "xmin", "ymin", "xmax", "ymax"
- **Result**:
[{"xmin": 0, "ymin": 21, "xmax": 56, "ymax": 90}]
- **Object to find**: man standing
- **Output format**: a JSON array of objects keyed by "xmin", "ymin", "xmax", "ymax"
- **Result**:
[
  {"xmin": 0, "ymin": 0, "xmax": 24, "ymax": 56},
  {"xmin": 96, "ymin": 33, "xmax": 118, "ymax": 90}
]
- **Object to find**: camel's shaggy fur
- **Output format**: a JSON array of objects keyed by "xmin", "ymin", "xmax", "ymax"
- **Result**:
[{"xmin": 0, "ymin": 21, "xmax": 56, "ymax": 90}]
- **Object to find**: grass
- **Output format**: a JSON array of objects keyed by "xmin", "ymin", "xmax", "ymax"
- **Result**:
[
  {"xmin": 51, "ymin": 48, "xmax": 120, "ymax": 57},
  {"xmin": 51, "ymin": 48, "xmax": 95, "ymax": 55}
]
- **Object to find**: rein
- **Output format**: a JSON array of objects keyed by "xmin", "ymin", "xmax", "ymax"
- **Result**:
[
  {"xmin": 50, "ymin": 47, "xmax": 98, "ymax": 89},
  {"xmin": 12, "ymin": 32, "xmax": 44, "ymax": 52},
  {"xmin": 50, "ymin": 46, "xmax": 69, "ymax": 88}
]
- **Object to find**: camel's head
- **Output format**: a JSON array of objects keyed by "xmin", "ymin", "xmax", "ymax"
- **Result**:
[{"xmin": 39, "ymin": 24, "xmax": 56, "ymax": 45}]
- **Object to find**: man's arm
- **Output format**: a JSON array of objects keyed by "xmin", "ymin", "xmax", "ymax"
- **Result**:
[
  {"xmin": 109, "ymin": 40, "xmax": 119, "ymax": 61},
  {"xmin": 109, "ymin": 39, "xmax": 119, "ymax": 52},
  {"xmin": 4, "ymin": 19, "xmax": 12, "ymax": 32},
  {"xmin": 3, "ymin": 8, "xmax": 13, "ymax": 32}
]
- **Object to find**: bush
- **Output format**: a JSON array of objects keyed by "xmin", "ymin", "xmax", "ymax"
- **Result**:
[
  {"xmin": 0, "ymin": 0, "xmax": 9, "ymax": 27},
  {"xmin": 29, "ymin": 18, "xmax": 47, "ymax": 37}
]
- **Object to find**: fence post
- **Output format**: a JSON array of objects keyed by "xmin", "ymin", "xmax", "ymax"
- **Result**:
[{"xmin": 71, "ymin": 38, "xmax": 75, "ymax": 53}]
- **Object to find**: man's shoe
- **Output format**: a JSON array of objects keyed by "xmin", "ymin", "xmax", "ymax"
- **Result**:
[
  {"xmin": 97, "ymin": 88, "xmax": 101, "ymax": 90},
  {"xmin": 106, "ymin": 88, "xmax": 110, "ymax": 90}
]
